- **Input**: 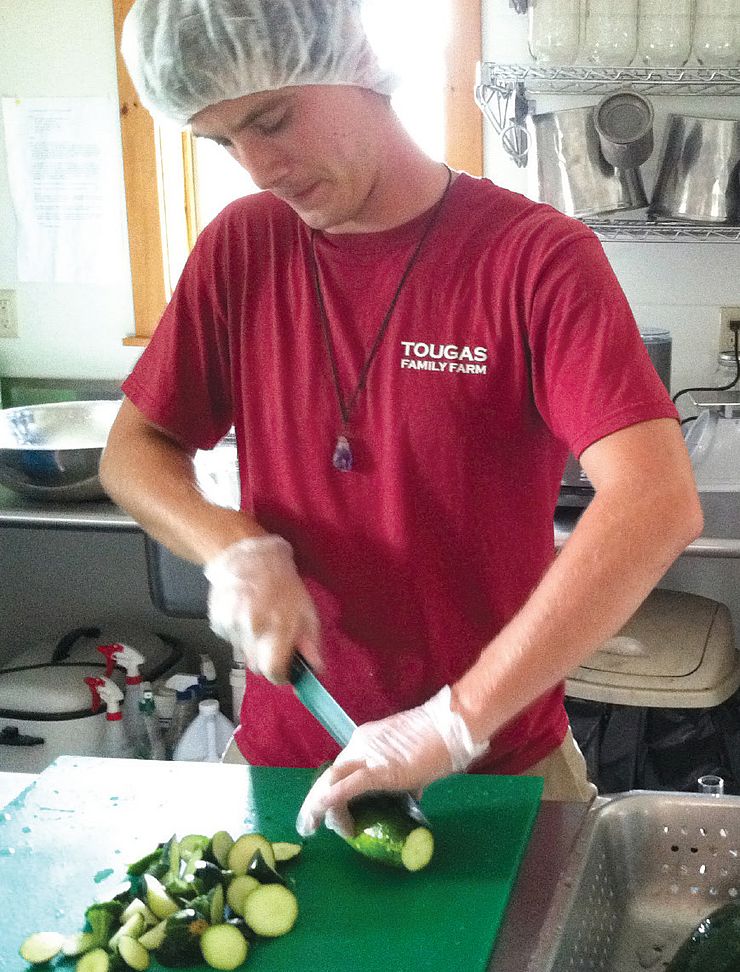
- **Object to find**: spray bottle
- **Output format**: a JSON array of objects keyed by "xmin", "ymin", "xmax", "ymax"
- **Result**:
[
  {"xmin": 97, "ymin": 643, "xmax": 148, "ymax": 755},
  {"xmin": 85, "ymin": 676, "xmax": 137, "ymax": 759},
  {"xmin": 164, "ymin": 674, "xmax": 201, "ymax": 758},
  {"xmin": 138, "ymin": 683, "xmax": 166, "ymax": 760}
]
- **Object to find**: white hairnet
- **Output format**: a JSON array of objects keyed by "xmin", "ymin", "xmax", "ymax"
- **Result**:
[{"xmin": 121, "ymin": 0, "xmax": 397, "ymax": 126}]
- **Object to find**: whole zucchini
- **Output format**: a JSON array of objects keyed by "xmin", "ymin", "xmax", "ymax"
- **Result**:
[
  {"xmin": 344, "ymin": 792, "xmax": 434, "ymax": 871},
  {"xmin": 666, "ymin": 901, "xmax": 740, "ymax": 971}
]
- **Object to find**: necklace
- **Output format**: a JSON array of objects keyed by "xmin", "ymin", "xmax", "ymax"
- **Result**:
[{"xmin": 309, "ymin": 164, "xmax": 453, "ymax": 472}]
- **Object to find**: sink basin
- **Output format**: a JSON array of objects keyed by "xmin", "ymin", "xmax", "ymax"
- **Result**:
[{"xmin": 530, "ymin": 791, "xmax": 740, "ymax": 971}]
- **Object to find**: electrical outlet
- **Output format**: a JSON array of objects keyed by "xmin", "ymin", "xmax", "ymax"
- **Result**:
[
  {"xmin": 0, "ymin": 290, "xmax": 17, "ymax": 339},
  {"xmin": 719, "ymin": 306, "xmax": 740, "ymax": 356}
]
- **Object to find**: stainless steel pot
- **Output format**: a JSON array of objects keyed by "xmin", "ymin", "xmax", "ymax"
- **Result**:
[
  {"xmin": 650, "ymin": 114, "xmax": 740, "ymax": 223},
  {"xmin": 530, "ymin": 105, "xmax": 648, "ymax": 218}
]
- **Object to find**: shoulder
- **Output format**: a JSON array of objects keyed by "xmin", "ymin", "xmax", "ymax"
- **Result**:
[
  {"xmin": 194, "ymin": 191, "xmax": 303, "ymax": 257},
  {"xmin": 447, "ymin": 173, "xmax": 597, "ymax": 265}
]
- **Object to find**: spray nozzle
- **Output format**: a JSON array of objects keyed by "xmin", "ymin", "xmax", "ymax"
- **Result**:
[
  {"xmin": 85, "ymin": 675, "xmax": 124, "ymax": 715},
  {"xmin": 165, "ymin": 674, "xmax": 201, "ymax": 700},
  {"xmin": 97, "ymin": 643, "xmax": 145, "ymax": 681},
  {"xmin": 200, "ymin": 654, "xmax": 217, "ymax": 682},
  {"xmin": 84, "ymin": 676, "xmax": 105, "ymax": 712}
]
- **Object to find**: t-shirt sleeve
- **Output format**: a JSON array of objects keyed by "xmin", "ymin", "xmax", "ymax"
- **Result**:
[
  {"xmin": 121, "ymin": 223, "xmax": 233, "ymax": 452},
  {"xmin": 525, "ymin": 223, "xmax": 678, "ymax": 459}
]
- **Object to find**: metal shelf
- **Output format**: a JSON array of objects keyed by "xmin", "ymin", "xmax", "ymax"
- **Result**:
[
  {"xmin": 478, "ymin": 63, "xmax": 740, "ymax": 97},
  {"xmin": 584, "ymin": 218, "xmax": 740, "ymax": 243}
]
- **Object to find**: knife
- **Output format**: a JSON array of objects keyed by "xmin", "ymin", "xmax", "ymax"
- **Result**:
[
  {"xmin": 289, "ymin": 652, "xmax": 426, "ymax": 819},
  {"xmin": 289, "ymin": 652, "xmax": 357, "ymax": 747}
]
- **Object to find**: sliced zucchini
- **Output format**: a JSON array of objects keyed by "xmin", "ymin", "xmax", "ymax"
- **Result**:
[
  {"xmin": 225, "ymin": 875, "xmax": 260, "ymax": 917},
  {"xmin": 206, "ymin": 831, "xmax": 234, "ymax": 869},
  {"xmin": 345, "ymin": 792, "xmax": 434, "ymax": 871},
  {"xmin": 154, "ymin": 909, "xmax": 209, "ymax": 968},
  {"xmin": 179, "ymin": 834, "xmax": 210, "ymax": 859},
  {"xmin": 117, "ymin": 935, "xmax": 150, "ymax": 971},
  {"xmin": 191, "ymin": 884, "xmax": 225, "ymax": 926},
  {"xmin": 191, "ymin": 860, "xmax": 227, "ymax": 892},
  {"xmin": 247, "ymin": 848, "xmax": 288, "ymax": 886},
  {"xmin": 243, "ymin": 884, "xmax": 298, "ymax": 937},
  {"xmin": 272, "ymin": 841, "xmax": 302, "ymax": 863},
  {"xmin": 121, "ymin": 898, "xmax": 158, "ymax": 928},
  {"xmin": 227, "ymin": 832, "xmax": 276, "ymax": 875},
  {"xmin": 109, "ymin": 912, "xmax": 145, "ymax": 950},
  {"xmin": 200, "ymin": 923, "xmax": 249, "ymax": 971},
  {"xmin": 137, "ymin": 920, "xmax": 168, "ymax": 952},
  {"xmin": 62, "ymin": 931, "xmax": 97, "ymax": 958},
  {"xmin": 76, "ymin": 947, "xmax": 112, "ymax": 972},
  {"xmin": 19, "ymin": 931, "xmax": 65, "ymax": 965},
  {"xmin": 84, "ymin": 901, "xmax": 124, "ymax": 948},
  {"xmin": 141, "ymin": 874, "xmax": 180, "ymax": 920},
  {"xmin": 127, "ymin": 847, "xmax": 163, "ymax": 878}
]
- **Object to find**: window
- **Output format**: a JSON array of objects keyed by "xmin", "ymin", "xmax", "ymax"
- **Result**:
[{"xmin": 112, "ymin": 0, "xmax": 482, "ymax": 342}]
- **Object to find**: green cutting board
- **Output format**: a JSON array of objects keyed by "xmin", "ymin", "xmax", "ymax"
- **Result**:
[{"xmin": 0, "ymin": 757, "xmax": 542, "ymax": 972}]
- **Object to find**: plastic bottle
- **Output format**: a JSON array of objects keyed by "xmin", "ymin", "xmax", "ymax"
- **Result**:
[
  {"xmin": 164, "ymin": 675, "xmax": 201, "ymax": 758},
  {"xmin": 138, "ymin": 686, "xmax": 166, "ymax": 760},
  {"xmin": 84, "ymin": 676, "xmax": 137, "ymax": 759},
  {"xmin": 198, "ymin": 653, "xmax": 220, "ymax": 702},
  {"xmin": 97, "ymin": 643, "xmax": 148, "ymax": 756},
  {"xmin": 173, "ymin": 699, "xmax": 236, "ymax": 763}
]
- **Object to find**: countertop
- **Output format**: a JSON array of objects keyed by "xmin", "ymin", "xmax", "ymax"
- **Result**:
[
  {"xmin": 0, "ymin": 765, "xmax": 589, "ymax": 972},
  {"xmin": 2, "ymin": 486, "xmax": 738, "ymax": 557}
]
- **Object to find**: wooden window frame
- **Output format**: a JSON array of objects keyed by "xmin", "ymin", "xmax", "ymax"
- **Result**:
[{"xmin": 112, "ymin": 0, "xmax": 483, "ymax": 342}]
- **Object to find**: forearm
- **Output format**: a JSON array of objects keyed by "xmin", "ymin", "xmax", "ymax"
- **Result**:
[
  {"xmin": 452, "ymin": 474, "xmax": 702, "ymax": 744},
  {"xmin": 100, "ymin": 404, "xmax": 264, "ymax": 564}
]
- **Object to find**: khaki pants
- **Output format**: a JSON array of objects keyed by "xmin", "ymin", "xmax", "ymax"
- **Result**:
[{"xmin": 222, "ymin": 727, "xmax": 597, "ymax": 803}]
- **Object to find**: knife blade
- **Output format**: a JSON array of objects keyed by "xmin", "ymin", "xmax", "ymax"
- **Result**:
[{"xmin": 289, "ymin": 652, "xmax": 357, "ymax": 747}]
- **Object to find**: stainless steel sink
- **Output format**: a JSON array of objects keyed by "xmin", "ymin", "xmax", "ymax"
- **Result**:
[{"xmin": 529, "ymin": 791, "xmax": 740, "ymax": 971}]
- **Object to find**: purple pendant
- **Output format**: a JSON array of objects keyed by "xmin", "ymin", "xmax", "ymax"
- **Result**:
[{"xmin": 332, "ymin": 435, "xmax": 353, "ymax": 472}]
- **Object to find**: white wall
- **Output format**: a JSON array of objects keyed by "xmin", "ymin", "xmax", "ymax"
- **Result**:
[
  {"xmin": 482, "ymin": 0, "xmax": 740, "ymax": 397},
  {"xmin": 0, "ymin": 0, "xmax": 142, "ymax": 381}
]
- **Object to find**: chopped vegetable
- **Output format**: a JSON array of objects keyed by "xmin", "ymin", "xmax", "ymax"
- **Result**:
[
  {"xmin": 206, "ymin": 831, "xmax": 234, "ymax": 869},
  {"xmin": 225, "ymin": 875, "xmax": 260, "ymax": 917},
  {"xmin": 272, "ymin": 841, "xmax": 302, "ymax": 863},
  {"xmin": 154, "ymin": 909, "xmax": 208, "ymax": 968},
  {"xmin": 666, "ymin": 901, "xmax": 740, "ymax": 971},
  {"xmin": 200, "ymin": 923, "xmax": 249, "ymax": 970},
  {"xmin": 117, "ymin": 935, "xmax": 150, "ymax": 971},
  {"xmin": 344, "ymin": 791, "xmax": 435, "ymax": 871},
  {"xmin": 227, "ymin": 832, "xmax": 276, "ymax": 874},
  {"xmin": 76, "ymin": 947, "xmax": 112, "ymax": 972},
  {"xmin": 19, "ymin": 931, "xmax": 65, "ymax": 965},
  {"xmin": 243, "ymin": 884, "xmax": 299, "ymax": 937},
  {"xmin": 247, "ymin": 848, "xmax": 289, "ymax": 886}
]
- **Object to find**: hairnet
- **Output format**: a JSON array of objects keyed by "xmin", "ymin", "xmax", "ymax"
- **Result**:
[{"xmin": 121, "ymin": 0, "xmax": 397, "ymax": 126}]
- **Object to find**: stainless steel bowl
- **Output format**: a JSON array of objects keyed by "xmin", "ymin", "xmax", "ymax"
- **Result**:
[
  {"xmin": 650, "ymin": 114, "xmax": 740, "ymax": 223},
  {"xmin": 530, "ymin": 105, "xmax": 648, "ymax": 218},
  {"xmin": 0, "ymin": 400, "xmax": 121, "ymax": 502}
]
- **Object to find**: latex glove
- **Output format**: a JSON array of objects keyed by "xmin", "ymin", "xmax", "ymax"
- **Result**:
[
  {"xmin": 204, "ymin": 535, "xmax": 320, "ymax": 684},
  {"xmin": 296, "ymin": 685, "xmax": 488, "ymax": 838}
]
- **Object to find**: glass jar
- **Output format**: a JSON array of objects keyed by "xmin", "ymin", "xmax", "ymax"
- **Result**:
[
  {"xmin": 528, "ymin": 0, "xmax": 583, "ymax": 65},
  {"xmin": 581, "ymin": 0, "xmax": 638, "ymax": 66},
  {"xmin": 693, "ymin": 0, "xmax": 740, "ymax": 67},
  {"xmin": 636, "ymin": 0, "xmax": 694, "ymax": 66},
  {"xmin": 713, "ymin": 351, "xmax": 740, "ymax": 389}
]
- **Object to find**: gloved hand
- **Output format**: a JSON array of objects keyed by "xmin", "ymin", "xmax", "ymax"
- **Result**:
[
  {"xmin": 296, "ymin": 685, "xmax": 489, "ymax": 838},
  {"xmin": 204, "ymin": 535, "xmax": 320, "ymax": 684}
]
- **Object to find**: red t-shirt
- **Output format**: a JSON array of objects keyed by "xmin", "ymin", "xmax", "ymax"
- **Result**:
[{"xmin": 123, "ymin": 174, "xmax": 677, "ymax": 774}]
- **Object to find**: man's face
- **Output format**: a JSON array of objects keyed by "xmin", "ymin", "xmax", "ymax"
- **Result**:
[{"xmin": 190, "ymin": 85, "xmax": 386, "ymax": 233}]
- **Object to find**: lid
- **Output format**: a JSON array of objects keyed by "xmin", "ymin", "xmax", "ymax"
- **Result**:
[
  {"xmin": 685, "ymin": 409, "xmax": 740, "ymax": 489},
  {"xmin": 566, "ymin": 589, "xmax": 739, "ymax": 707},
  {"xmin": 2, "ymin": 624, "xmax": 182, "ymax": 680},
  {"xmin": 0, "ymin": 665, "xmax": 104, "ymax": 720}
]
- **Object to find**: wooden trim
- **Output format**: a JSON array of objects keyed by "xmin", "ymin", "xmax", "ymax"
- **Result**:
[
  {"xmin": 112, "ymin": 0, "xmax": 166, "ymax": 341},
  {"xmin": 445, "ymin": 0, "xmax": 483, "ymax": 176}
]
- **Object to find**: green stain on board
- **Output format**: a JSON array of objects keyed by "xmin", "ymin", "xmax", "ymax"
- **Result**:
[{"xmin": 94, "ymin": 868, "xmax": 114, "ymax": 883}]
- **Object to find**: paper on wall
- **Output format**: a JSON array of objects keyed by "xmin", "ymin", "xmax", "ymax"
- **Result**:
[{"xmin": 1, "ymin": 96, "xmax": 128, "ymax": 284}]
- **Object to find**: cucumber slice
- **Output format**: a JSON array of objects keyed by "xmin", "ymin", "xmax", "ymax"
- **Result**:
[
  {"xmin": 225, "ymin": 875, "xmax": 260, "ymax": 917},
  {"xmin": 19, "ymin": 931, "xmax": 65, "ymax": 964},
  {"xmin": 109, "ymin": 912, "xmax": 145, "ymax": 950},
  {"xmin": 243, "ymin": 884, "xmax": 298, "ymax": 937},
  {"xmin": 179, "ymin": 834, "xmax": 210, "ymax": 859},
  {"xmin": 137, "ymin": 920, "xmax": 167, "ymax": 951},
  {"xmin": 227, "ymin": 833, "xmax": 276, "ymax": 874},
  {"xmin": 76, "ymin": 948, "xmax": 112, "ymax": 972},
  {"xmin": 209, "ymin": 884, "xmax": 225, "ymax": 926},
  {"xmin": 117, "ymin": 936, "xmax": 150, "ymax": 971},
  {"xmin": 345, "ymin": 792, "xmax": 434, "ymax": 871},
  {"xmin": 207, "ymin": 831, "xmax": 234, "ymax": 869},
  {"xmin": 200, "ymin": 923, "xmax": 249, "ymax": 970},
  {"xmin": 62, "ymin": 932, "xmax": 97, "ymax": 957},
  {"xmin": 121, "ymin": 898, "xmax": 158, "ymax": 928},
  {"xmin": 142, "ymin": 874, "xmax": 180, "ymax": 920},
  {"xmin": 272, "ymin": 841, "xmax": 302, "ymax": 863},
  {"xmin": 247, "ymin": 848, "xmax": 288, "ymax": 886}
]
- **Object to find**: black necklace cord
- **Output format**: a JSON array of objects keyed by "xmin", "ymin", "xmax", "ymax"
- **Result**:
[
  {"xmin": 309, "ymin": 164, "xmax": 453, "ymax": 431},
  {"xmin": 672, "ymin": 325, "xmax": 740, "ymax": 408}
]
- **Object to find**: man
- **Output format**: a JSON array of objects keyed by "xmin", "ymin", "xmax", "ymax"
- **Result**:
[{"xmin": 103, "ymin": 0, "xmax": 702, "ymax": 837}]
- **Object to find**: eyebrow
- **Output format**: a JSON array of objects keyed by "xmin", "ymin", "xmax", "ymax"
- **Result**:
[{"xmin": 192, "ymin": 96, "xmax": 285, "ymax": 141}]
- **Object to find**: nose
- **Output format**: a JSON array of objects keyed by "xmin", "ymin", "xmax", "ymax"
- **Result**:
[{"xmin": 229, "ymin": 133, "xmax": 289, "ymax": 192}]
